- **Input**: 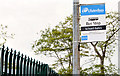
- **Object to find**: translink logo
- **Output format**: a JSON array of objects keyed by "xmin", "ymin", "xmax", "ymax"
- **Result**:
[
  {"xmin": 81, "ymin": 4, "xmax": 105, "ymax": 16},
  {"xmin": 82, "ymin": 7, "xmax": 104, "ymax": 13}
]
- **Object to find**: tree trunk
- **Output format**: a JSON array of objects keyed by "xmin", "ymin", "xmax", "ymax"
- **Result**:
[{"xmin": 100, "ymin": 57, "xmax": 104, "ymax": 74}]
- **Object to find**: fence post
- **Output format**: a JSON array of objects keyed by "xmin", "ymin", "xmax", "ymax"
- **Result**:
[{"xmin": 0, "ymin": 47, "xmax": 2, "ymax": 76}]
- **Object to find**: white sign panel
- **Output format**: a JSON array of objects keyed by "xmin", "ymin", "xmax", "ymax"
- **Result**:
[
  {"xmin": 80, "ymin": 15, "xmax": 106, "ymax": 27},
  {"xmin": 80, "ymin": 3, "xmax": 106, "ymax": 42},
  {"xmin": 81, "ymin": 31, "xmax": 106, "ymax": 42}
]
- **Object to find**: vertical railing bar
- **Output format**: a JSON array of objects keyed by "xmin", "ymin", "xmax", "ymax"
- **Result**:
[
  {"xmin": 5, "ymin": 47, "xmax": 9, "ymax": 76},
  {"xmin": 37, "ymin": 61, "xmax": 40, "ymax": 75},
  {"xmin": 20, "ymin": 54, "xmax": 23, "ymax": 76},
  {"xmin": 41, "ymin": 63, "xmax": 44, "ymax": 76},
  {"xmin": 47, "ymin": 64, "xmax": 49, "ymax": 76},
  {"xmin": 27, "ymin": 56, "xmax": 29, "ymax": 76},
  {"xmin": 9, "ymin": 49, "xmax": 13, "ymax": 76},
  {"xmin": 0, "ymin": 45, "xmax": 5, "ymax": 76},
  {"xmin": 45, "ymin": 64, "xmax": 47, "ymax": 76},
  {"xmin": 44, "ymin": 64, "xmax": 46, "ymax": 76},
  {"xmin": 49, "ymin": 68, "xmax": 51, "ymax": 76},
  {"xmin": 41, "ymin": 64, "xmax": 45, "ymax": 76},
  {"xmin": 35, "ymin": 60, "xmax": 38, "ymax": 76},
  {"xmin": 13, "ymin": 50, "xmax": 16, "ymax": 76},
  {"xmin": 30, "ymin": 58, "xmax": 32, "ymax": 76},
  {"xmin": 45, "ymin": 64, "xmax": 48, "ymax": 76},
  {"xmin": 23, "ymin": 55, "xmax": 27, "ymax": 76},
  {"xmin": 38, "ymin": 61, "xmax": 41, "ymax": 76},
  {"xmin": 52, "ymin": 70, "xmax": 53, "ymax": 75},
  {"xmin": 16, "ymin": 52, "xmax": 20, "ymax": 76},
  {"xmin": 33, "ymin": 59, "xmax": 35, "ymax": 76},
  {"xmin": 44, "ymin": 64, "xmax": 47, "ymax": 76},
  {"xmin": 40, "ymin": 64, "xmax": 43, "ymax": 76}
]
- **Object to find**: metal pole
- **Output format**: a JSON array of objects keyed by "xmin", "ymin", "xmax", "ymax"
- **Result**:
[
  {"xmin": 118, "ymin": 1, "xmax": 120, "ymax": 75},
  {"xmin": 0, "ymin": 48, "xmax": 2, "ymax": 76},
  {"xmin": 73, "ymin": 0, "xmax": 80, "ymax": 75}
]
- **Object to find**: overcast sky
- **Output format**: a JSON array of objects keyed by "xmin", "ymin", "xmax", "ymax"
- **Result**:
[{"xmin": 0, "ymin": 0, "xmax": 119, "ymax": 65}]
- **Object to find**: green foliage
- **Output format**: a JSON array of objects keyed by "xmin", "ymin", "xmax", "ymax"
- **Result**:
[
  {"xmin": 33, "ymin": 12, "xmax": 118, "ymax": 74},
  {"xmin": 0, "ymin": 24, "xmax": 14, "ymax": 46},
  {"xmin": 32, "ymin": 15, "xmax": 90, "ymax": 74}
]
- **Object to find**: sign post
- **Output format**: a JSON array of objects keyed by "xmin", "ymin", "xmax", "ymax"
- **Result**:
[
  {"xmin": 73, "ymin": 0, "xmax": 80, "ymax": 75},
  {"xmin": 80, "ymin": 3, "xmax": 106, "ymax": 42},
  {"xmin": 118, "ymin": 1, "xmax": 120, "ymax": 75}
]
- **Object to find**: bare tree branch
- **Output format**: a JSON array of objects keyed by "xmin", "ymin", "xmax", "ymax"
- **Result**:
[{"xmin": 91, "ymin": 42, "xmax": 102, "ymax": 60}]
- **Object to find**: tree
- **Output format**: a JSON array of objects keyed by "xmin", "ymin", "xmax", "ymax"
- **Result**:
[
  {"xmin": 84, "ymin": 12, "xmax": 119, "ymax": 74},
  {"xmin": 0, "ymin": 24, "xmax": 14, "ymax": 46},
  {"xmin": 32, "ymin": 12, "xmax": 119, "ymax": 74},
  {"xmin": 32, "ymin": 15, "xmax": 90, "ymax": 74}
]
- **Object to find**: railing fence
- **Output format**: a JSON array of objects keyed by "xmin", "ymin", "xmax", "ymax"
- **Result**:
[{"xmin": 0, "ymin": 45, "xmax": 58, "ymax": 76}]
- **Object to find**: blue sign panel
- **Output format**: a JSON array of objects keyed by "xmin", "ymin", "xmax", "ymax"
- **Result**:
[
  {"xmin": 81, "ymin": 36, "xmax": 88, "ymax": 40},
  {"xmin": 81, "ymin": 4, "xmax": 105, "ymax": 16}
]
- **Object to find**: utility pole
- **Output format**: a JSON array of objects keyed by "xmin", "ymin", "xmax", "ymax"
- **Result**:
[
  {"xmin": 73, "ymin": 0, "xmax": 80, "ymax": 75},
  {"xmin": 118, "ymin": 1, "xmax": 120, "ymax": 75}
]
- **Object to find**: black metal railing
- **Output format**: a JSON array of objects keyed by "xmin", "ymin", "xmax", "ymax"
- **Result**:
[{"xmin": 0, "ymin": 45, "xmax": 58, "ymax": 76}]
